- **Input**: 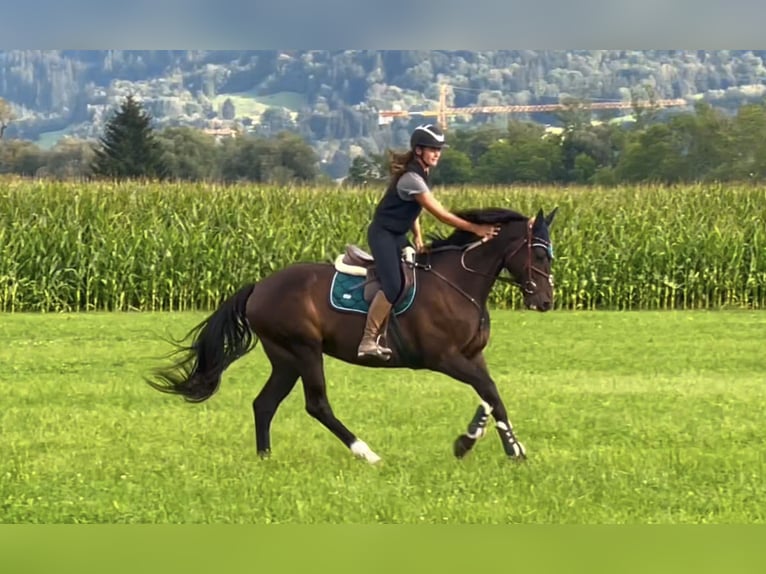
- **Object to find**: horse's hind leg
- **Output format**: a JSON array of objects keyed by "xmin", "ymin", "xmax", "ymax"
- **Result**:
[
  {"xmin": 253, "ymin": 339, "xmax": 300, "ymax": 457},
  {"xmin": 296, "ymin": 343, "xmax": 382, "ymax": 464}
]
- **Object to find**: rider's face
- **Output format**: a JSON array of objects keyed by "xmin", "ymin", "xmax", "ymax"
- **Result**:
[{"xmin": 417, "ymin": 146, "xmax": 442, "ymax": 168}]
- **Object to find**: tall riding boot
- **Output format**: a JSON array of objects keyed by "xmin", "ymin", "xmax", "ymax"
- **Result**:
[{"xmin": 357, "ymin": 291, "xmax": 393, "ymax": 359}]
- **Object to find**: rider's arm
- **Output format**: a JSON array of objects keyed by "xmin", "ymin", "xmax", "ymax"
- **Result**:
[
  {"xmin": 411, "ymin": 216, "xmax": 422, "ymax": 239},
  {"xmin": 415, "ymin": 191, "xmax": 477, "ymax": 233}
]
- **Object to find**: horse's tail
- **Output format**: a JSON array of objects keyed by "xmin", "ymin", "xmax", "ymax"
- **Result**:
[{"xmin": 146, "ymin": 283, "xmax": 257, "ymax": 402}]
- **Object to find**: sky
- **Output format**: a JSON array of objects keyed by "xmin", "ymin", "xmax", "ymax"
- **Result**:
[{"xmin": 2, "ymin": 1, "xmax": 764, "ymax": 50}]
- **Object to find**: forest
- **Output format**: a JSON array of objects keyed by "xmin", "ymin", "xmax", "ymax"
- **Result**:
[
  {"xmin": 0, "ymin": 50, "xmax": 766, "ymax": 184},
  {"xmin": 2, "ymin": 50, "xmax": 766, "ymax": 179},
  {"xmin": 2, "ymin": 94, "xmax": 766, "ymax": 186}
]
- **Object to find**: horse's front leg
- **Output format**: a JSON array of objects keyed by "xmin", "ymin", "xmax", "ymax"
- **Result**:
[
  {"xmin": 453, "ymin": 399, "xmax": 493, "ymax": 458},
  {"xmin": 438, "ymin": 353, "xmax": 527, "ymax": 460}
]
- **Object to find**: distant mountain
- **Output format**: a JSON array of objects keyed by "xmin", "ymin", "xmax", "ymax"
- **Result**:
[{"xmin": 2, "ymin": 50, "xmax": 766, "ymax": 178}]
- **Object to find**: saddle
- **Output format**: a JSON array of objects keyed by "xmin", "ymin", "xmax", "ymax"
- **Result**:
[{"xmin": 333, "ymin": 244, "xmax": 417, "ymax": 306}]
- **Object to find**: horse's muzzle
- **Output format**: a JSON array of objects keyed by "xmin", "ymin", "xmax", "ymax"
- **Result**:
[{"xmin": 525, "ymin": 299, "xmax": 552, "ymax": 312}]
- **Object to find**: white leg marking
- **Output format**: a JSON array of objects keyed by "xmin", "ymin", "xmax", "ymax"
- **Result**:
[
  {"xmin": 350, "ymin": 440, "xmax": 382, "ymax": 464},
  {"xmin": 496, "ymin": 420, "xmax": 511, "ymax": 432},
  {"xmin": 515, "ymin": 440, "xmax": 527, "ymax": 457},
  {"xmin": 466, "ymin": 400, "xmax": 493, "ymax": 439},
  {"xmin": 497, "ymin": 421, "xmax": 526, "ymax": 457}
]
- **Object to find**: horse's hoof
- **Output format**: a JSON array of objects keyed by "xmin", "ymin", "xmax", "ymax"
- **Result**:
[
  {"xmin": 350, "ymin": 440, "xmax": 382, "ymax": 464},
  {"xmin": 453, "ymin": 434, "xmax": 475, "ymax": 458},
  {"xmin": 507, "ymin": 452, "xmax": 527, "ymax": 463},
  {"xmin": 257, "ymin": 449, "xmax": 272, "ymax": 459}
]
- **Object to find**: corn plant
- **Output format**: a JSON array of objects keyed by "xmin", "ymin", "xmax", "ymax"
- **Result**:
[{"xmin": 1, "ymin": 177, "xmax": 764, "ymax": 312}]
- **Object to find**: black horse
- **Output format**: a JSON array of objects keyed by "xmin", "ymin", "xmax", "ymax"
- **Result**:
[{"xmin": 148, "ymin": 207, "xmax": 557, "ymax": 463}]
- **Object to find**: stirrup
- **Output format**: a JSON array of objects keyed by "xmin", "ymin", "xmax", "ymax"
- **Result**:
[
  {"xmin": 357, "ymin": 349, "xmax": 392, "ymax": 360},
  {"xmin": 357, "ymin": 337, "xmax": 392, "ymax": 359},
  {"xmin": 375, "ymin": 334, "xmax": 392, "ymax": 355}
]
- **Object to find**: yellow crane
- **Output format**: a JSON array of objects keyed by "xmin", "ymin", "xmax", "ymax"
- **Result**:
[{"xmin": 377, "ymin": 84, "xmax": 688, "ymax": 129}]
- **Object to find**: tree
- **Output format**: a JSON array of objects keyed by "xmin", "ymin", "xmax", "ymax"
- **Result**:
[
  {"xmin": 630, "ymin": 84, "xmax": 661, "ymax": 130},
  {"xmin": 219, "ymin": 132, "xmax": 319, "ymax": 184},
  {"xmin": 269, "ymin": 131, "xmax": 319, "ymax": 182},
  {"xmin": 258, "ymin": 107, "xmax": 297, "ymax": 136},
  {"xmin": 475, "ymin": 139, "xmax": 563, "ymax": 184},
  {"xmin": 157, "ymin": 126, "xmax": 220, "ymax": 181},
  {"xmin": 346, "ymin": 154, "xmax": 386, "ymax": 186},
  {"xmin": 0, "ymin": 140, "xmax": 44, "ymax": 175},
  {"xmin": 728, "ymin": 102, "xmax": 766, "ymax": 181},
  {"xmin": 91, "ymin": 95, "xmax": 168, "ymax": 180},
  {"xmin": 220, "ymin": 137, "xmax": 263, "ymax": 182},
  {"xmin": 614, "ymin": 124, "xmax": 682, "ymax": 183},
  {"xmin": 451, "ymin": 124, "xmax": 506, "ymax": 163},
  {"xmin": 221, "ymin": 98, "xmax": 236, "ymax": 120},
  {"xmin": 572, "ymin": 153, "xmax": 597, "ymax": 183},
  {"xmin": 45, "ymin": 137, "xmax": 97, "ymax": 179},
  {"xmin": 559, "ymin": 124, "xmax": 621, "ymax": 182},
  {"xmin": 553, "ymin": 97, "xmax": 592, "ymax": 132},
  {"xmin": 0, "ymin": 97, "xmax": 14, "ymax": 139},
  {"xmin": 431, "ymin": 148, "xmax": 473, "ymax": 185}
]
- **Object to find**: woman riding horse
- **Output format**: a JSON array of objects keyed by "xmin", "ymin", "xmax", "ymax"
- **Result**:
[{"xmin": 358, "ymin": 124, "xmax": 500, "ymax": 360}]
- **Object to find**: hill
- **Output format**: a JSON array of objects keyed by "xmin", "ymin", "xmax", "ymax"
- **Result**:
[{"xmin": 2, "ymin": 50, "xmax": 766, "ymax": 178}]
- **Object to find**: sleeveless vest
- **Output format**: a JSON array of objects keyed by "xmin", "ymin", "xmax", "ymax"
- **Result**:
[{"xmin": 370, "ymin": 160, "xmax": 429, "ymax": 235}]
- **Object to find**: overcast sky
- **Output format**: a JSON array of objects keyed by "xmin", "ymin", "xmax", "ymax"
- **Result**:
[{"xmin": 2, "ymin": 1, "xmax": 764, "ymax": 50}]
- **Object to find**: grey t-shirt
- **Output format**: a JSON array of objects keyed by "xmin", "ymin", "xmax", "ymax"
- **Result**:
[{"xmin": 396, "ymin": 171, "xmax": 430, "ymax": 201}]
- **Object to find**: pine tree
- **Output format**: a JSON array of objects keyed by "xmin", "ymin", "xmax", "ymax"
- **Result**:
[{"xmin": 91, "ymin": 95, "xmax": 168, "ymax": 180}]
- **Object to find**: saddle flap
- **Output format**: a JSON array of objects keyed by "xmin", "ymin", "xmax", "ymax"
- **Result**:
[{"xmin": 344, "ymin": 244, "xmax": 374, "ymax": 265}]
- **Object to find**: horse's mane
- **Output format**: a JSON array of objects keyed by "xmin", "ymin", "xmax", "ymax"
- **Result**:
[{"xmin": 426, "ymin": 207, "xmax": 528, "ymax": 249}]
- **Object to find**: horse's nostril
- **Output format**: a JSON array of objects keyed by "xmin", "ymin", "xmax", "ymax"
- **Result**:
[{"xmin": 541, "ymin": 300, "xmax": 551, "ymax": 311}]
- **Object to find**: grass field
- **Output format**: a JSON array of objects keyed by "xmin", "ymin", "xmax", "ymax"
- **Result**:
[
  {"xmin": 211, "ymin": 90, "xmax": 307, "ymax": 120},
  {"xmin": 1, "ymin": 309, "xmax": 765, "ymax": 524}
]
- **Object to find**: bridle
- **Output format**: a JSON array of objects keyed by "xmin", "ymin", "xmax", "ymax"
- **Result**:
[
  {"xmin": 459, "ymin": 218, "xmax": 553, "ymax": 294},
  {"xmin": 411, "ymin": 218, "xmax": 553, "ymax": 318}
]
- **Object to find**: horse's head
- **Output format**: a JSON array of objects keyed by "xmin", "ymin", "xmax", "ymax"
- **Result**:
[
  {"xmin": 502, "ymin": 207, "xmax": 557, "ymax": 312},
  {"xmin": 426, "ymin": 206, "xmax": 558, "ymax": 312}
]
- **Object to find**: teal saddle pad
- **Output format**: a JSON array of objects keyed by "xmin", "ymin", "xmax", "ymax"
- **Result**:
[{"xmin": 329, "ymin": 271, "xmax": 416, "ymax": 315}]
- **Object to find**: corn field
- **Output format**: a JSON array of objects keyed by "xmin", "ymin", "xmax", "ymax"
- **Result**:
[{"xmin": 1, "ymin": 177, "xmax": 765, "ymax": 312}]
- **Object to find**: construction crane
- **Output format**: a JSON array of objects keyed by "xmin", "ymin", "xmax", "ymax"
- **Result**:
[{"xmin": 376, "ymin": 84, "xmax": 688, "ymax": 129}]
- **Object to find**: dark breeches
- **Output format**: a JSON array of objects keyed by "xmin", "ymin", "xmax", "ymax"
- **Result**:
[{"xmin": 367, "ymin": 224, "xmax": 408, "ymax": 303}]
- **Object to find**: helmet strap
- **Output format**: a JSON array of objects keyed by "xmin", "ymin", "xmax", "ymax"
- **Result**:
[{"xmin": 415, "ymin": 153, "xmax": 430, "ymax": 172}]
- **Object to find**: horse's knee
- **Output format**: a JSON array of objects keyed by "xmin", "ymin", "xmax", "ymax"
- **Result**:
[{"xmin": 305, "ymin": 400, "xmax": 332, "ymax": 421}]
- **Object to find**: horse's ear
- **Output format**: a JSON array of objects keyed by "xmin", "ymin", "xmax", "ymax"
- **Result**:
[
  {"xmin": 545, "ymin": 207, "xmax": 558, "ymax": 227},
  {"xmin": 532, "ymin": 208, "xmax": 548, "ymax": 230}
]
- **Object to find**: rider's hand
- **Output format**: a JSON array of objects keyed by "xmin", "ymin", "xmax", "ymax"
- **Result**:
[{"xmin": 471, "ymin": 223, "xmax": 500, "ymax": 242}]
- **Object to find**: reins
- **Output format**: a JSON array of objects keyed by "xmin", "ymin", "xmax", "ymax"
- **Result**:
[{"xmin": 410, "ymin": 218, "xmax": 553, "ymax": 316}]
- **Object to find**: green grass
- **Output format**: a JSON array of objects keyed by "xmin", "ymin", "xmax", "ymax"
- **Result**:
[
  {"xmin": 1, "ymin": 310, "xmax": 765, "ymax": 524},
  {"xmin": 211, "ymin": 90, "xmax": 307, "ymax": 119}
]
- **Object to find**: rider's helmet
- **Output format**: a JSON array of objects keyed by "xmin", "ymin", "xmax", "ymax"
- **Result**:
[{"xmin": 410, "ymin": 124, "xmax": 448, "ymax": 150}]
